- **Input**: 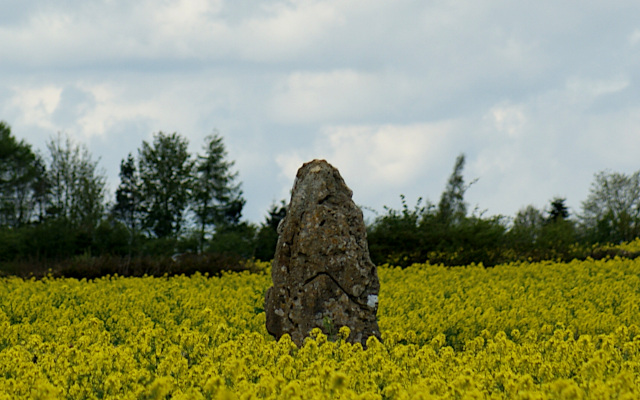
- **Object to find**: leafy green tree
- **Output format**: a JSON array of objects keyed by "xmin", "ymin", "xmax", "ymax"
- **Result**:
[
  {"xmin": 447, "ymin": 215, "xmax": 507, "ymax": 266},
  {"xmin": 512, "ymin": 205, "xmax": 545, "ymax": 236},
  {"xmin": 207, "ymin": 222, "xmax": 257, "ymax": 259},
  {"xmin": 581, "ymin": 170, "xmax": 640, "ymax": 243},
  {"xmin": 368, "ymin": 154, "xmax": 511, "ymax": 267},
  {"xmin": 0, "ymin": 122, "xmax": 45, "ymax": 227},
  {"xmin": 21, "ymin": 219, "xmax": 75, "ymax": 260},
  {"xmin": 138, "ymin": 132, "xmax": 194, "ymax": 238},
  {"xmin": 45, "ymin": 133, "xmax": 106, "ymax": 229},
  {"xmin": 539, "ymin": 197, "xmax": 577, "ymax": 258},
  {"xmin": 191, "ymin": 133, "xmax": 245, "ymax": 251},
  {"xmin": 508, "ymin": 205, "xmax": 544, "ymax": 255},
  {"xmin": 368, "ymin": 195, "xmax": 427, "ymax": 266},
  {"xmin": 507, "ymin": 199, "xmax": 580, "ymax": 261},
  {"xmin": 91, "ymin": 218, "xmax": 131, "ymax": 256},
  {"xmin": 0, "ymin": 226, "xmax": 25, "ymax": 262}
]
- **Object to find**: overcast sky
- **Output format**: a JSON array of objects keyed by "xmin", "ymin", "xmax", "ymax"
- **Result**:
[{"xmin": 1, "ymin": 0, "xmax": 639, "ymax": 224}]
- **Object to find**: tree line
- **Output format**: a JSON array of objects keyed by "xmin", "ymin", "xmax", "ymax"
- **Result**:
[
  {"xmin": 1, "ymin": 120, "xmax": 639, "ymax": 276},
  {"xmin": 0, "ymin": 122, "xmax": 281, "ymax": 276},
  {"xmin": 367, "ymin": 154, "xmax": 640, "ymax": 267}
]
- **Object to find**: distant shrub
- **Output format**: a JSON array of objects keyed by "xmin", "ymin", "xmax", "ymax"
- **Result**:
[{"xmin": 0, "ymin": 253, "xmax": 267, "ymax": 279}]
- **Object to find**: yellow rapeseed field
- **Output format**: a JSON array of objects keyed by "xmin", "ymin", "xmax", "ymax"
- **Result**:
[{"xmin": 1, "ymin": 256, "xmax": 639, "ymax": 399}]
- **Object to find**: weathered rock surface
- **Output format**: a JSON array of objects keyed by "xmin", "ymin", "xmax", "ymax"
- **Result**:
[{"xmin": 265, "ymin": 159, "xmax": 381, "ymax": 347}]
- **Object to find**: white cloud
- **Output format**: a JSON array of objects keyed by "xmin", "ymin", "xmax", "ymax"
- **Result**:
[
  {"xmin": 8, "ymin": 85, "xmax": 62, "ymax": 131},
  {"xmin": 153, "ymin": 0, "xmax": 223, "ymax": 30},
  {"xmin": 322, "ymin": 124, "xmax": 450, "ymax": 185},
  {"xmin": 6, "ymin": 82, "xmax": 154, "ymax": 141},
  {"xmin": 269, "ymin": 70, "xmax": 376, "ymax": 124},
  {"xmin": 150, "ymin": 0, "xmax": 229, "ymax": 57},
  {"xmin": 237, "ymin": 1, "xmax": 345, "ymax": 61},
  {"xmin": 275, "ymin": 151, "xmax": 306, "ymax": 195},
  {"xmin": 275, "ymin": 122, "xmax": 455, "ymax": 208},
  {"xmin": 269, "ymin": 69, "xmax": 420, "ymax": 125},
  {"xmin": 4, "ymin": 70, "xmax": 255, "ymax": 142},
  {"xmin": 488, "ymin": 103, "xmax": 527, "ymax": 138},
  {"xmin": 0, "ymin": 0, "xmax": 348, "ymax": 66},
  {"xmin": 75, "ymin": 85, "xmax": 160, "ymax": 138},
  {"xmin": 565, "ymin": 76, "xmax": 630, "ymax": 103}
]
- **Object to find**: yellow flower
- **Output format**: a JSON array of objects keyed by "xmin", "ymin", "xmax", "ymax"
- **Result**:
[{"xmin": 0, "ymin": 257, "xmax": 639, "ymax": 398}]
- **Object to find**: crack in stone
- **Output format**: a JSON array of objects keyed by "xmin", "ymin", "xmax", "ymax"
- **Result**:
[
  {"xmin": 287, "ymin": 313, "xmax": 296, "ymax": 329},
  {"xmin": 303, "ymin": 271, "xmax": 361, "ymax": 305}
]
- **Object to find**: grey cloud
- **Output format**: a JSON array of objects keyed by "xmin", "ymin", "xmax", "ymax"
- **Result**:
[{"xmin": 0, "ymin": 1, "xmax": 36, "ymax": 26}]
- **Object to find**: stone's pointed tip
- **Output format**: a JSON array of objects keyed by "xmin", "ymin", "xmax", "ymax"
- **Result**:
[
  {"xmin": 295, "ymin": 159, "xmax": 332, "ymax": 180},
  {"xmin": 306, "ymin": 158, "xmax": 329, "ymax": 165}
]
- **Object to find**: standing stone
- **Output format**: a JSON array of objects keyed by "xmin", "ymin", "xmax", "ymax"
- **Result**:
[{"xmin": 265, "ymin": 159, "xmax": 381, "ymax": 347}]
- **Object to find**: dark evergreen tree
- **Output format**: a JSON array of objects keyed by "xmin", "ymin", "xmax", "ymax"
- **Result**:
[
  {"xmin": 547, "ymin": 197, "xmax": 569, "ymax": 223},
  {"xmin": 112, "ymin": 153, "xmax": 142, "ymax": 234},
  {"xmin": 138, "ymin": 132, "xmax": 194, "ymax": 238},
  {"xmin": 192, "ymin": 133, "xmax": 245, "ymax": 251},
  {"xmin": 255, "ymin": 200, "xmax": 287, "ymax": 261},
  {"xmin": 437, "ymin": 153, "xmax": 472, "ymax": 225},
  {"xmin": 31, "ymin": 157, "xmax": 50, "ymax": 223},
  {"xmin": 265, "ymin": 200, "xmax": 287, "ymax": 231}
]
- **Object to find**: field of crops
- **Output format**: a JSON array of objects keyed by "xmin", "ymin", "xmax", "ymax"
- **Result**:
[{"xmin": 1, "ymin": 255, "xmax": 640, "ymax": 399}]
